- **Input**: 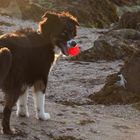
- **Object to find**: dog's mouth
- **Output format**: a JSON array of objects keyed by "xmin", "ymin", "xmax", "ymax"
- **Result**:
[
  {"xmin": 58, "ymin": 40, "xmax": 77, "ymax": 56},
  {"xmin": 58, "ymin": 42, "xmax": 69, "ymax": 56}
]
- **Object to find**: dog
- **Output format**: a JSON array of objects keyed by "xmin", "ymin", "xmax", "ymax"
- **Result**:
[{"xmin": 0, "ymin": 11, "xmax": 79, "ymax": 134}]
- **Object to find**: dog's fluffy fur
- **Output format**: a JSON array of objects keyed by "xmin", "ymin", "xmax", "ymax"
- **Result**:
[{"xmin": 0, "ymin": 11, "xmax": 79, "ymax": 134}]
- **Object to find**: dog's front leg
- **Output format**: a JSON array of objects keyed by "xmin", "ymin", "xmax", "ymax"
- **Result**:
[{"xmin": 33, "ymin": 80, "xmax": 50, "ymax": 120}]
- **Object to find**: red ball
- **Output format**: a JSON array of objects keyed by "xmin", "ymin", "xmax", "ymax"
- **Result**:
[{"xmin": 68, "ymin": 45, "xmax": 80, "ymax": 56}]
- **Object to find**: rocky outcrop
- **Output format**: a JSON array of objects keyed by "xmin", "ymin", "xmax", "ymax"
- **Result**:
[
  {"xmin": 89, "ymin": 50, "xmax": 140, "ymax": 105},
  {"xmin": 110, "ymin": 0, "xmax": 138, "ymax": 6},
  {"xmin": 0, "ymin": 0, "xmax": 140, "ymax": 27},
  {"xmin": 0, "ymin": 0, "xmax": 119, "ymax": 27},
  {"xmin": 118, "ymin": 11, "xmax": 140, "ymax": 31},
  {"xmin": 73, "ymin": 29, "xmax": 140, "ymax": 61},
  {"xmin": 0, "ymin": 0, "xmax": 44, "ymax": 21},
  {"xmin": 43, "ymin": 0, "xmax": 119, "ymax": 28}
]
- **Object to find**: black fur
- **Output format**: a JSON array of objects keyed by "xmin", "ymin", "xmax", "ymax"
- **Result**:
[
  {"xmin": 0, "ymin": 48, "xmax": 12, "ymax": 87},
  {"xmin": 0, "ymin": 11, "xmax": 79, "ymax": 134}
]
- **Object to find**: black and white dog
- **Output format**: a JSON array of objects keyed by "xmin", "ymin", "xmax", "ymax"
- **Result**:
[{"xmin": 0, "ymin": 11, "xmax": 79, "ymax": 134}]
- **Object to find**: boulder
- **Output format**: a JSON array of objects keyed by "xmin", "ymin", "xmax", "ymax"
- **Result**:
[
  {"xmin": 0, "ymin": 0, "xmax": 44, "ymax": 21},
  {"xmin": 0, "ymin": 0, "xmax": 11, "ymax": 8},
  {"xmin": 0, "ymin": 30, "xmax": 3, "ymax": 35},
  {"xmin": 73, "ymin": 29, "xmax": 140, "ymax": 61},
  {"xmin": 119, "ymin": 11, "xmax": 140, "ymax": 31},
  {"xmin": 25, "ymin": 0, "xmax": 119, "ymax": 28},
  {"xmin": 0, "ymin": 0, "xmax": 119, "ymax": 27},
  {"xmin": 109, "ymin": 0, "xmax": 138, "ymax": 6},
  {"xmin": 89, "ymin": 50, "xmax": 140, "ymax": 105}
]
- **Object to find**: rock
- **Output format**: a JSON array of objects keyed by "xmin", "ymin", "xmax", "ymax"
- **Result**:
[
  {"xmin": 0, "ymin": 0, "xmax": 44, "ymax": 21},
  {"xmin": 121, "ymin": 50, "xmax": 140, "ymax": 93},
  {"xmin": 0, "ymin": 30, "xmax": 3, "ymax": 35},
  {"xmin": 0, "ymin": 21, "xmax": 14, "ymax": 27},
  {"xmin": 73, "ymin": 29, "xmax": 140, "ymax": 61},
  {"xmin": 1, "ymin": 0, "xmax": 140, "ymax": 27},
  {"xmin": 109, "ymin": 0, "xmax": 138, "ymax": 6},
  {"xmin": 67, "ymin": 0, "xmax": 119, "ymax": 28},
  {"xmin": 115, "ymin": 0, "xmax": 140, "ymax": 17},
  {"xmin": 0, "ymin": 0, "xmax": 11, "ymax": 8},
  {"xmin": 118, "ymin": 11, "xmax": 140, "ymax": 31},
  {"xmin": 51, "ymin": 0, "xmax": 118, "ymax": 28},
  {"xmin": 89, "ymin": 50, "xmax": 140, "ymax": 105},
  {"xmin": 53, "ymin": 136, "xmax": 83, "ymax": 140},
  {"xmin": 0, "ymin": 0, "xmax": 120, "ymax": 27},
  {"xmin": 20, "ymin": 3, "xmax": 45, "ymax": 21}
]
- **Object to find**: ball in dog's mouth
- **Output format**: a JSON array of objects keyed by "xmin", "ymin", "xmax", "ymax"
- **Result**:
[
  {"xmin": 59, "ymin": 40, "xmax": 80, "ymax": 56},
  {"xmin": 67, "ymin": 40, "xmax": 80, "ymax": 56},
  {"xmin": 67, "ymin": 44, "xmax": 80, "ymax": 56},
  {"xmin": 67, "ymin": 39, "xmax": 80, "ymax": 56}
]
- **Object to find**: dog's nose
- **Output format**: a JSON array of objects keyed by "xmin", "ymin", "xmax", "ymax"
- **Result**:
[
  {"xmin": 67, "ymin": 40, "xmax": 77, "ymax": 48},
  {"xmin": 70, "ymin": 40, "xmax": 77, "ymax": 47}
]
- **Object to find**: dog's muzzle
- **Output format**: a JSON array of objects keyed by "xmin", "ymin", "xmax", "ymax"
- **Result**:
[
  {"xmin": 67, "ymin": 40, "xmax": 80, "ymax": 56},
  {"xmin": 58, "ymin": 39, "xmax": 76, "ymax": 56},
  {"xmin": 58, "ymin": 39, "xmax": 80, "ymax": 56}
]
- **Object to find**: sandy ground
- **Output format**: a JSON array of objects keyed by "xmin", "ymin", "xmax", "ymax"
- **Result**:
[{"xmin": 0, "ymin": 15, "xmax": 140, "ymax": 140}]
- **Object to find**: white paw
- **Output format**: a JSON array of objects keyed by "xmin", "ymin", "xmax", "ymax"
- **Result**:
[
  {"xmin": 37, "ymin": 112, "xmax": 51, "ymax": 120},
  {"xmin": 17, "ymin": 111, "xmax": 29, "ymax": 117},
  {"xmin": 16, "ymin": 106, "xmax": 29, "ymax": 117}
]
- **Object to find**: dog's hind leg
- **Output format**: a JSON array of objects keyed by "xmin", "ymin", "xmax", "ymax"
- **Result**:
[
  {"xmin": 33, "ymin": 80, "xmax": 50, "ymax": 120},
  {"xmin": 0, "ymin": 47, "xmax": 12, "ymax": 87},
  {"xmin": 16, "ymin": 88, "xmax": 29, "ymax": 117},
  {"xmin": 2, "ymin": 91, "xmax": 20, "ymax": 134}
]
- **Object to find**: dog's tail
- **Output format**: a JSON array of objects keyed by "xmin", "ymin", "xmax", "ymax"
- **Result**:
[{"xmin": 0, "ymin": 47, "xmax": 12, "ymax": 87}]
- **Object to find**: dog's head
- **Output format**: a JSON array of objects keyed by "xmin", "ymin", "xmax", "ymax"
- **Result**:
[{"xmin": 38, "ymin": 11, "xmax": 79, "ymax": 56}]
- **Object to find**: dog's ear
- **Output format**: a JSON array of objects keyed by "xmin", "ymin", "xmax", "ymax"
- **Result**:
[
  {"xmin": 72, "ymin": 20, "xmax": 80, "ymax": 26},
  {"xmin": 42, "ymin": 11, "xmax": 59, "ymax": 21},
  {"xmin": 60, "ymin": 12, "xmax": 80, "ymax": 26}
]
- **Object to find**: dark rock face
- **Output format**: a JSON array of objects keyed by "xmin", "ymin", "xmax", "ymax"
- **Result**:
[
  {"xmin": 109, "ymin": 0, "xmax": 138, "ymax": 6},
  {"xmin": 0, "ymin": 0, "xmax": 11, "ymax": 8},
  {"xmin": 0, "ymin": 30, "xmax": 3, "ymax": 35},
  {"xmin": 0, "ymin": 0, "xmax": 44, "ymax": 21},
  {"xmin": 119, "ymin": 11, "xmax": 140, "ymax": 31},
  {"xmin": 0, "ymin": 0, "xmax": 139, "ymax": 27},
  {"xmin": 44, "ymin": 0, "xmax": 119, "ymax": 28},
  {"xmin": 73, "ymin": 29, "xmax": 140, "ymax": 61},
  {"xmin": 0, "ymin": 0, "xmax": 119, "ymax": 27},
  {"xmin": 121, "ymin": 51, "xmax": 140, "ymax": 94},
  {"xmin": 89, "ymin": 50, "xmax": 140, "ymax": 105}
]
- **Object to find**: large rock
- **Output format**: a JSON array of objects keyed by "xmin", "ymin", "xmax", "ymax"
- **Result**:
[
  {"xmin": 1, "ymin": 0, "xmax": 140, "ymax": 27},
  {"xmin": 0, "ymin": 30, "xmax": 3, "ymax": 35},
  {"xmin": 114, "ymin": 0, "xmax": 140, "ymax": 17},
  {"xmin": 118, "ymin": 11, "xmax": 140, "ymax": 31},
  {"xmin": 0, "ymin": 0, "xmax": 11, "ymax": 8},
  {"xmin": 73, "ymin": 29, "xmax": 140, "ymax": 61},
  {"xmin": 109, "ymin": 0, "xmax": 138, "ymax": 6},
  {"xmin": 0, "ymin": 0, "xmax": 119, "ymax": 28},
  {"xmin": 44, "ymin": 0, "xmax": 119, "ymax": 28},
  {"xmin": 89, "ymin": 50, "xmax": 140, "ymax": 105},
  {"xmin": 0, "ymin": 0, "xmax": 44, "ymax": 21},
  {"xmin": 121, "ymin": 51, "xmax": 140, "ymax": 93}
]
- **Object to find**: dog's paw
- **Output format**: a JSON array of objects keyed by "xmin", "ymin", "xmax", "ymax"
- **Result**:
[
  {"xmin": 1, "ymin": 128, "xmax": 18, "ymax": 135},
  {"xmin": 37, "ymin": 112, "xmax": 51, "ymax": 121},
  {"xmin": 16, "ymin": 109, "xmax": 29, "ymax": 118},
  {"xmin": 17, "ymin": 112, "xmax": 29, "ymax": 118}
]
